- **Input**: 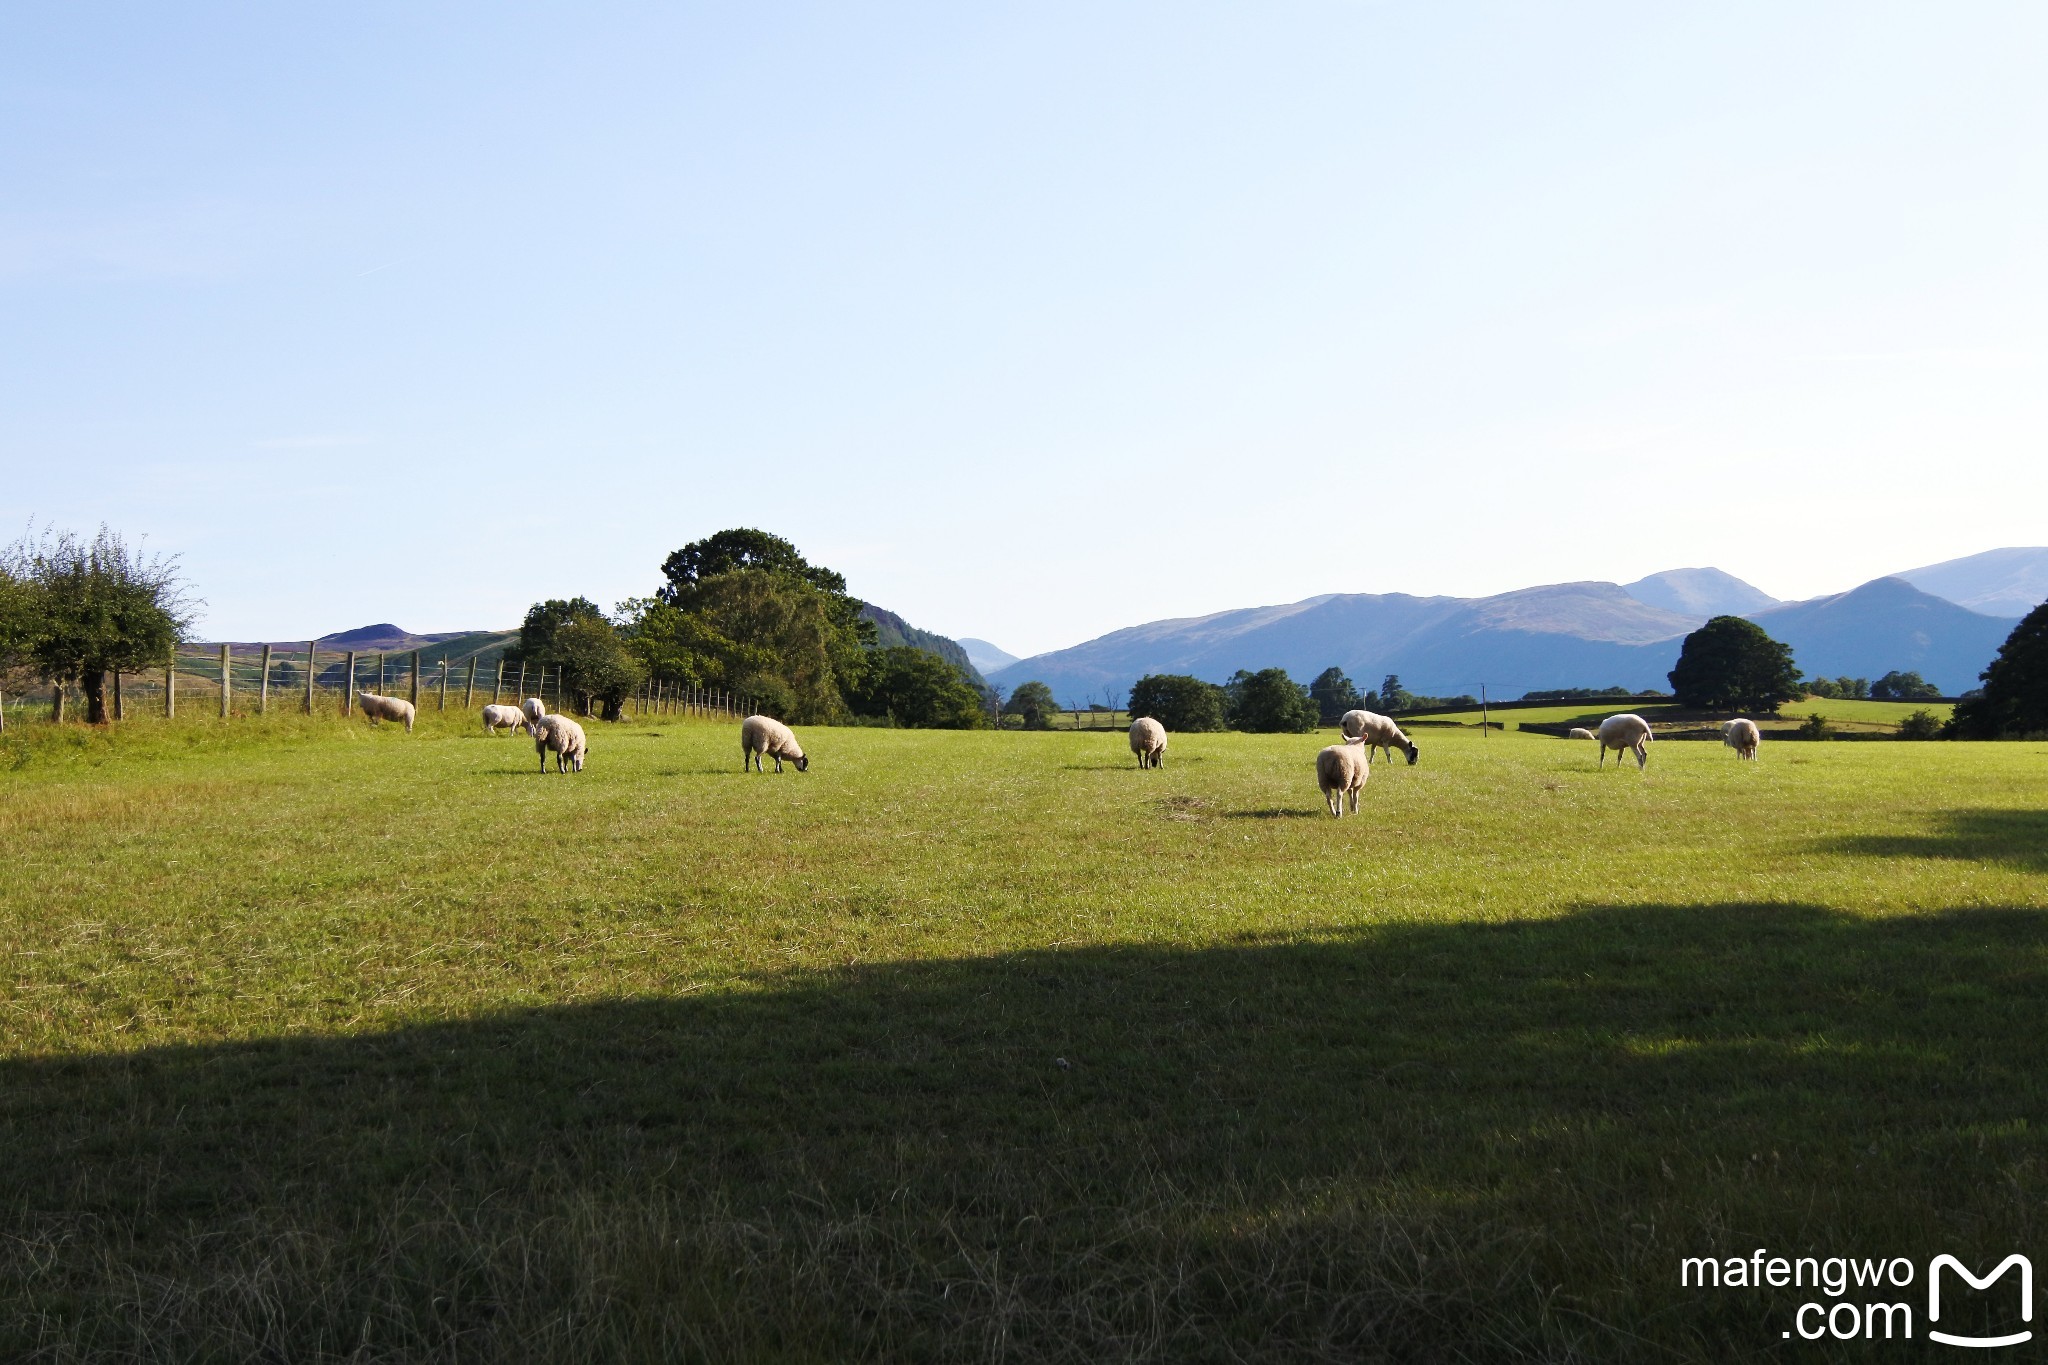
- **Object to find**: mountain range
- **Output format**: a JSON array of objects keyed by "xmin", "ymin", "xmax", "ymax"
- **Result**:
[{"xmin": 985, "ymin": 548, "xmax": 2047, "ymax": 702}]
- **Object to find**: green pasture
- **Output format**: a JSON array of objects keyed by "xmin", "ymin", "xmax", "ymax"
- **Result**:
[
  {"xmin": 3, "ymin": 712, "xmax": 2044, "ymax": 1361},
  {"xmin": 1406, "ymin": 696, "xmax": 1956, "ymax": 733}
]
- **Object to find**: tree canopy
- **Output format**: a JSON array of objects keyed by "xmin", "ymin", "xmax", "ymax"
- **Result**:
[
  {"xmin": 846, "ymin": 647, "xmax": 988, "ymax": 729},
  {"xmin": 1228, "ymin": 668, "xmax": 1319, "ymax": 733},
  {"xmin": 1308, "ymin": 667, "xmax": 1362, "ymax": 725},
  {"xmin": 5, "ymin": 525, "xmax": 195, "ymax": 723},
  {"xmin": 1128, "ymin": 674, "xmax": 1227, "ymax": 733},
  {"xmin": 1003, "ymin": 680, "xmax": 1061, "ymax": 729},
  {"xmin": 1948, "ymin": 600, "xmax": 2048, "ymax": 738},
  {"xmin": 511, "ymin": 597, "xmax": 646, "ymax": 720},
  {"xmin": 1667, "ymin": 616, "xmax": 1801, "ymax": 712},
  {"xmin": 1869, "ymin": 670, "xmax": 1941, "ymax": 701},
  {"xmin": 658, "ymin": 528, "xmax": 851, "ymax": 604}
]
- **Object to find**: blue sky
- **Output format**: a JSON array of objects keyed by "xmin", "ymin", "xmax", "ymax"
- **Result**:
[{"xmin": 4, "ymin": 4, "xmax": 2044, "ymax": 656}]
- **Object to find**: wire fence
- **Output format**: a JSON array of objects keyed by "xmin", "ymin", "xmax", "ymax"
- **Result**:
[{"xmin": 1, "ymin": 643, "xmax": 760, "ymax": 729}]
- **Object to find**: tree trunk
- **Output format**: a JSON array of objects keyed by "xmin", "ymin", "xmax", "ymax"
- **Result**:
[
  {"xmin": 82, "ymin": 670, "xmax": 109, "ymax": 725},
  {"xmin": 51, "ymin": 682, "xmax": 66, "ymax": 724}
]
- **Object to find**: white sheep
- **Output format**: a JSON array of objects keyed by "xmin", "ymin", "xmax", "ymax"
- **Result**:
[
  {"xmin": 1596, "ymin": 713, "xmax": 1654, "ymax": 770},
  {"xmin": 481, "ymin": 703, "xmax": 526, "ymax": 735},
  {"xmin": 533, "ymin": 713, "xmax": 587, "ymax": 773},
  {"xmin": 521, "ymin": 696, "xmax": 546, "ymax": 725},
  {"xmin": 356, "ymin": 690, "xmax": 416, "ymax": 734},
  {"xmin": 1566, "ymin": 727, "xmax": 1598, "ymax": 741},
  {"xmin": 1339, "ymin": 709, "xmax": 1420, "ymax": 765},
  {"xmin": 1722, "ymin": 717, "xmax": 1761, "ymax": 761},
  {"xmin": 1129, "ymin": 716, "xmax": 1168, "ymax": 768},
  {"xmin": 740, "ymin": 714, "xmax": 808, "ymax": 772},
  {"xmin": 1316, "ymin": 738, "xmax": 1370, "ymax": 816}
]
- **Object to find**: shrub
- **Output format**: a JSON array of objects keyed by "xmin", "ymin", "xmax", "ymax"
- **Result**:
[
  {"xmin": 1798, "ymin": 713, "xmax": 1831, "ymax": 741},
  {"xmin": 1896, "ymin": 709, "xmax": 1942, "ymax": 740}
]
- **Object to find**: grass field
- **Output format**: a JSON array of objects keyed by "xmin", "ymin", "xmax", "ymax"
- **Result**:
[
  {"xmin": 1406, "ymin": 697, "xmax": 1956, "ymax": 735},
  {"xmin": 4, "ymin": 711, "xmax": 2045, "ymax": 1361}
]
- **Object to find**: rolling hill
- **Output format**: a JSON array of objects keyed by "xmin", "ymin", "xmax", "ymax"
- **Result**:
[
  {"xmin": 1621, "ymin": 567, "xmax": 1779, "ymax": 617},
  {"xmin": 1893, "ymin": 547, "xmax": 2048, "ymax": 619},
  {"xmin": 989, "ymin": 573, "xmax": 2021, "ymax": 701}
]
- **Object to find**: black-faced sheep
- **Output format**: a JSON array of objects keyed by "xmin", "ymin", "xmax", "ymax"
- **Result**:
[
  {"xmin": 1597, "ymin": 713, "xmax": 1653, "ymax": 770},
  {"xmin": 1339, "ymin": 708, "xmax": 1419, "ymax": 765},
  {"xmin": 741, "ymin": 715, "xmax": 808, "ymax": 773},
  {"xmin": 533, "ymin": 714, "xmax": 587, "ymax": 773}
]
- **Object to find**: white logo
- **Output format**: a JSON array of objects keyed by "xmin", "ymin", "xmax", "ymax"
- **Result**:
[{"xmin": 1928, "ymin": 1254, "xmax": 2032, "ymax": 1349}]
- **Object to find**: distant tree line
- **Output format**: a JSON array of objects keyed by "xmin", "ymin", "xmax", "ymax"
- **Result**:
[{"xmin": 511, "ymin": 528, "xmax": 989, "ymax": 728}]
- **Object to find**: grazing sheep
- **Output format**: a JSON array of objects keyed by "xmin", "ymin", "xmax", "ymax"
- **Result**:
[
  {"xmin": 533, "ymin": 714, "xmax": 587, "ymax": 773},
  {"xmin": 1722, "ymin": 717, "xmax": 1762, "ymax": 761},
  {"xmin": 1596, "ymin": 713, "xmax": 1654, "ymax": 770},
  {"xmin": 521, "ymin": 696, "xmax": 546, "ymax": 725},
  {"xmin": 1339, "ymin": 708, "xmax": 1420, "ymax": 765},
  {"xmin": 741, "ymin": 714, "xmax": 808, "ymax": 773},
  {"xmin": 1316, "ymin": 738, "xmax": 1370, "ymax": 816},
  {"xmin": 1129, "ymin": 716, "xmax": 1168, "ymax": 769},
  {"xmin": 356, "ymin": 690, "xmax": 416, "ymax": 734},
  {"xmin": 481, "ymin": 703, "xmax": 526, "ymax": 735},
  {"xmin": 1566, "ymin": 727, "xmax": 1599, "ymax": 741}
]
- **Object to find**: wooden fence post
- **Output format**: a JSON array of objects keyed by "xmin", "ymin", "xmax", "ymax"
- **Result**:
[
  {"xmin": 345, "ymin": 651, "xmax": 357, "ymax": 714},
  {"xmin": 51, "ymin": 682, "xmax": 64, "ymax": 724},
  {"xmin": 410, "ymin": 651, "xmax": 421, "ymax": 710},
  {"xmin": 259, "ymin": 643, "xmax": 272, "ymax": 714},
  {"xmin": 166, "ymin": 654, "xmax": 176, "ymax": 718},
  {"xmin": 494, "ymin": 658, "xmax": 505, "ymax": 705},
  {"xmin": 516, "ymin": 662, "xmax": 527, "ymax": 704},
  {"xmin": 379, "ymin": 653, "xmax": 387, "ymax": 695},
  {"xmin": 220, "ymin": 643, "xmax": 232, "ymax": 719},
  {"xmin": 438, "ymin": 658, "xmax": 448, "ymax": 711},
  {"xmin": 464, "ymin": 657, "xmax": 477, "ymax": 710},
  {"xmin": 305, "ymin": 643, "xmax": 317, "ymax": 713}
]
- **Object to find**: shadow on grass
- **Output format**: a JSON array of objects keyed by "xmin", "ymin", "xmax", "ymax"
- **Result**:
[
  {"xmin": 1221, "ymin": 806, "xmax": 1323, "ymax": 819},
  {"xmin": 1812, "ymin": 807, "xmax": 2048, "ymax": 873},
  {"xmin": 6, "ymin": 904, "xmax": 2046, "ymax": 1362}
]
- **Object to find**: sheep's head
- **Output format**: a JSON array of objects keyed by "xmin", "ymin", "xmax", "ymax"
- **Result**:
[
  {"xmin": 792, "ymin": 754, "xmax": 809, "ymax": 772},
  {"xmin": 1404, "ymin": 743, "xmax": 1420, "ymax": 766}
]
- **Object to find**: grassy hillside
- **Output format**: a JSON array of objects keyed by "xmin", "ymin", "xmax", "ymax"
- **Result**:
[{"xmin": 3, "ymin": 715, "xmax": 2044, "ymax": 1360}]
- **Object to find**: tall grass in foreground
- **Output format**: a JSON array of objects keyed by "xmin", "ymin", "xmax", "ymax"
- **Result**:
[{"xmin": 3, "ymin": 718, "xmax": 2045, "ymax": 1361}]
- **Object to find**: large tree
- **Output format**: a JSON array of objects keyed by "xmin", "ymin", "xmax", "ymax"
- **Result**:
[
  {"xmin": 511, "ymin": 598, "xmax": 647, "ymax": 720},
  {"xmin": 1949, "ymin": 600, "xmax": 2048, "ymax": 738},
  {"xmin": 1308, "ymin": 666, "xmax": 1363, "ymax": 725},
  {"xmin": 847, "ymin": 647, "xmax": 988, "ymax": 729},
  {"xmin": 1229, "ymin": 667, "xmax": 1319, "ymax": 733},
  {"xmin": 7, "ymin": 525, "xmax": 194, "ymax": 724},
  {"xmin": 660, "ymin": 569, "xmax": 863, "ymax": 724},
  {"xmin": 1667, "ymin": 616, "xmax": 1801, "ymax": 712},
  {"xmin": 658, "ymin": 529, "xmax": 857, "ymax": 616},
  {"xmin": 1003, "ymin": 680, "xmax": 1061, "ymax": 729},
  {"xmin": 1128, "ymin": 674, "xmax": 1227, "ymax": 733}
]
